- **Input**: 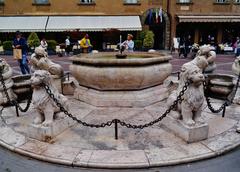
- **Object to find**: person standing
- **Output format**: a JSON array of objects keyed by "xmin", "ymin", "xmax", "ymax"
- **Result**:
[
  {"xmin": 234, "ymin": 37, "xmax": 240, "ymax": 57},
  {"xmin": 121, "ymin": 34, "xmax": 134, "ymax": 52},
  {"xmin": 80, "ymin": 34, "xmax": 92, "ymax": 53},
  {"xmin": 185, "ymin": 35, "xmax": 192, "ymax": 58},
  {"xmin": 12, "ymin": 31, "xmax": 30, "ymax": 75},
  {"xmin": 65, "ymin": 36, "xmax": 71, "ymax": 56},
  {"xmin": 40, "ymin": 38, "xmax": 48, "ymax": 50}
]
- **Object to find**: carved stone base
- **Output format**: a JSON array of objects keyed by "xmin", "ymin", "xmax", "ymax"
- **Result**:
[
  {"xmin": 27, "ymin": 114, "xmax": 75, "ymax": 142},
  {"xmin": 52, "ymin": 76, "xmax": 62, "ymax": 93},
  {"xmin": 62, "ymin": 80, "xmax": 76, "ymax": 95},
  {"xmin": 74, "ymin": 84, "xmax": 171, "ymax": 107},
  {"xmin": 233, "ymin": 77, "xmax": 240, "ymax": 105},
  {"xmin": 163, "ymin": 116, "xmax": 209, "ymax": 143}
]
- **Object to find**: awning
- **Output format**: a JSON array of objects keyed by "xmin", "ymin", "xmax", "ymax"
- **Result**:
[
  {"xmin": 0, "ymin": 16, "xmax": 48, "ymax": 32},
  {"xmin": 178, "ymin": 15, "xmax": 240, "ymax": 23},
  {"xmin": 46, "ymin": 16, "xmax": 142, "ymax": 32}
]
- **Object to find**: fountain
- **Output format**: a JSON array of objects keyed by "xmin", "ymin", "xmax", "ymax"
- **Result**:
[
  {"xmin": 0, "ymin": 47, "xmax": 240, "ymax": 169},
  {"xmin": 70, "ymin": 52, "xmax": 172, "ymax": 107}
]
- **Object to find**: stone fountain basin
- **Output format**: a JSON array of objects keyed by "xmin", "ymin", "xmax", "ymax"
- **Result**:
[
  {"xmin": 70, "ymin": 52, "xmax": 172, "ymax": 91},
  {"xmin": 205, "ymin": 74, "xmax": 235, "ymax": 100},
  {"xmin": 12, "ymin": 75, "xmax": 32, "ymax": 101}
]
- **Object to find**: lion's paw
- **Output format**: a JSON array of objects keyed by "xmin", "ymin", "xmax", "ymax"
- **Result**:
[
  {"xmin": 42, "ymin": 120, "xmax": 53, "ymax": 127},
  {"xmin": 184, "ymin": 119, "xmax": 195, "ymax": 126},
  {"xmin": 195, "ymin": 117, "xmax": 205, "ymax": 124},
  {"xmin": 33, "ymin": 117, "xmax": 42, "ymax": 125},
  {"xmin": 170, "ymin": 111, "xmax": 181, "ymax": 119}
]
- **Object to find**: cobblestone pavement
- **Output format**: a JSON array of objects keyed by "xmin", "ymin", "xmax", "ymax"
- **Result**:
[{"xmin": 0, "ymin": 52, "xmax": 236, "ymax": 76}]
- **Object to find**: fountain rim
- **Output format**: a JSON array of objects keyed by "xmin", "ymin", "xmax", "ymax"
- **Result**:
[{"xmin": 70, "ymin": 52, "xmax": 172, "ymax": 66}]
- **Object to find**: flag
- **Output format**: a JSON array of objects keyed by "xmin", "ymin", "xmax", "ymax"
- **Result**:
[
  {"xmin": 148, "ymin": 9, "xmax": 153, "ymax": 25},
  {"xmin": 155, "ymin": 9, "xmax": 159, "ymax": 23},
  {"xmin": 159, "ymin": 7, "xmax": 163, "ymax": 23}
]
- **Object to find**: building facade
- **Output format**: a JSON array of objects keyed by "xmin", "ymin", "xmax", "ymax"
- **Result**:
[
  {"xmin": 169, "ymin": 0, "xmax": 240, "ymax": 46},
  {"xmin": 0, "ymin": 0, "xmax": 240, "ymax": 49},
  {"xmin": 0, "ymin": 0, "xmax": 170, "ymax": 50}
]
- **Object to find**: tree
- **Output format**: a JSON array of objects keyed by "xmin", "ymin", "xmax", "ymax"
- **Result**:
[{"xmin": 27, "ymin": 32, "xmax": 40, "ymax": 48}]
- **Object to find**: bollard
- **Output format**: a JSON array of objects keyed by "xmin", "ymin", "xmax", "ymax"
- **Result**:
[
  {"xmin": 15, "ymin": 105, "xmax": 19, "ymax": 117},
  {"xmin": 114, "ymin": 119, "xmax": 118, "ymax": 140},
  {"xmin": 222, "ymin": 105, "xmax": 226, "ymax": 118}
]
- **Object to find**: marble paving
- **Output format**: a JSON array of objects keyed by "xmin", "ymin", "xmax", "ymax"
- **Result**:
[{"xmin": 0, "ymin": 97, "xmax": 239, "ymax": 168}]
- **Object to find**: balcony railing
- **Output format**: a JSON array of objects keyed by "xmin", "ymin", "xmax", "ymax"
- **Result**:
[
  {"xmin": 123, "ymin": 0, "xmax": 141, "ymax": 5},
  {"xmin": 79, "ymin": 0, "xmax": 96, "ymax": 5}
]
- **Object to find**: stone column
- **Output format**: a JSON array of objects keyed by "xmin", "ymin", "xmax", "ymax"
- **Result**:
[
  {"xmin": 194, "ymin": 29, "xmax": 200, "ymax": 43},
  {"xmin": 170, "ymin": 15, "xmax": 177, "ymax": 48},
  {"xmin": 217, "ymin": 25, "xmax": 223, "ymax": 44}
]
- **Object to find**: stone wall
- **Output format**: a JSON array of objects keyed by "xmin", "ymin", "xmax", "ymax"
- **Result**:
[{"xmin": 0, "ymin": 0, "xmax": 167, "ymax": 15}]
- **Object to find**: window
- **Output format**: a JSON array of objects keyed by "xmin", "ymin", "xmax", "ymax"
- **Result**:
[
  {"xmin": 33, "ymin": 0, "xmax": 50, "ymax": 5},
  {"xmin": 176, "ymin": 0, "xmax": 192, "ymax": 4},
  {"xmin": 80, "ymin": 0, "xmax": 95, "ymax": 4},
  {"xmin": 215, "ymin": 0, "xmax": 229, "ymax": 3},
  {"xmin": 124, "ymin": 0, "xmax": 140, "ymax": 4},
  {"xmin": 213, "ymin": 0, "xmax": 230, "ymax": 4},
  {"xmin": 0, "ymin": 0, "xmax": 4, "ymax": 5}
]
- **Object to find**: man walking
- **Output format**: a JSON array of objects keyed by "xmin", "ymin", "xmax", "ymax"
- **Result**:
[{"xmin": 12, "ymin": 31, "xmax": 30, "ymax": 75}]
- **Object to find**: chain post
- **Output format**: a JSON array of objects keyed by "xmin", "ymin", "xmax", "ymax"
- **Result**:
[
  {"xmin": 222, "ymin": 105, "xmax": 226, "ymax": 118},
  {"xmin": 44, "ymin": 80, "xmax": 191, "ymax": 131},
  {"xmin": 15, "ymin": 105, "xmax": 19, "ymax": 117},
  {"xmin": 114, "ymin": 119, "xmax": 118, "ymax": 140}
]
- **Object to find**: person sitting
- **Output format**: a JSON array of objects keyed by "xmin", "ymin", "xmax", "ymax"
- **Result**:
[
  {"xmin": 121, "ymin": 34, "xmax": 134, "ymax": 52},
  {"xmin": 40, "ymin": 38, "xmax": 48, "ymax": 51},
  {"xmin": 79, "ymin": 34, "xmax": 92, "ymax": 53}
]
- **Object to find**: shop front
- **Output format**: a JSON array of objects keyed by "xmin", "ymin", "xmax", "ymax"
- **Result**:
[
  {"xmin": 0, "ymin": 15, "xmax": 142, "ymax": 52},
  {"xmin": 176, "ymin": 15, "xmax": 240, "ymax": 46}
]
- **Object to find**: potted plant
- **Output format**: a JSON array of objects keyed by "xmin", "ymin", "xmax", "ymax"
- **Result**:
[
  {"xmin": 3, "ymin": 41, "xmax": 13, "ymax": 55},
  {"xmin": 47, "ymin": 40, "xmax": 58, "ymax": 55},
  {"xmin": 134, "ymin": 40, "xmax": 143, "ymax": 51},
  {"xmin": 143, "ymin": 31, "xmax": 154, "ymax": 51},
  {"xmin": 27, "ymin": 32, "xmax": 40, "ymax": 53}
]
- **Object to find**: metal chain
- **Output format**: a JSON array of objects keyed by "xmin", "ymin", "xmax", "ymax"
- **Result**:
[
  {"xmin": 44, "ymin": 80, "xmax": 191, "ymax": 129},
  {"xmin": 204, "ymin": 72, "xmax": 240, "ymax": 113},
  {"xmin": 117, "ymin": 81, "xmax": 191, "ymax": 129},
  {"xmin": 0, "ymin": 71, "xmax": 32, "ymax": 113}
]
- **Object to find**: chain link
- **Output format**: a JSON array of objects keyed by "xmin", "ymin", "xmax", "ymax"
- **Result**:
[
  {"xmin": 0, "ymin": 70, "xmax": 32, "ymax": 113},
  {"xmin": 203, "ymin": 72, "xmax": 240, "ymax": 114},
  {"xmin": 44, "ymin": 80, "xmax": 191, "ymax": 129}
]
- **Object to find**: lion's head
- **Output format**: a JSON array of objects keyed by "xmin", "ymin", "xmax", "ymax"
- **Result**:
[
  {"xmin": 194, "ymin": 55, "xmax": 209, "ymax": 70},
  {"xmin": 197, "ymin": 45, "xmax": 211, "ymax": 56},
  {"xmin": 30, "ymin": 70, "xmax": 52, "ymax": 88},
  {"xmin": 180, "ymin": 65, "xmax": 205, "ymax": 87},
  {"xmin": 0, "ymin": 58, "xmax": 8, "ymax": 73}
]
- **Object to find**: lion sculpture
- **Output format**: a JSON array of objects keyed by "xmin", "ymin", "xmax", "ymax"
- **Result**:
[
  {"xmin": 167, "ymin": 63, "xmax": 206, "ymax": 126},
  {"xmin": 0, "ymin": 58, "xmax": 16, "ymax": 105},
  {"xmin": 30, "ymin": 70, "xmax": 69, "ymax": 127},
  {"xmin": 197, "ymin": 46, "xmax": 217, "ymax": 73},
  {"xmin": 30, "ymin": 47, "xmax": 64, "ymax": 77},
  {"xmin": 232, "ymin": 56, "xmax": 240, "ymax": 76}
]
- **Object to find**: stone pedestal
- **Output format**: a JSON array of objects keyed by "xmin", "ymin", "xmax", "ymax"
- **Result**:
[
  {"xmin": 233, "ymin": 77, "xmax": 240, "ymax": 104},
  {"xmin": 163, "ymin": 116, "xmax": 209, "ymax": 143},
  {"xmin": 52, "ymin": 75, "xmax": 62, "ymax": 93},
  {"xmin": 27, "ymin": 114, "xmax": 75, "ymax": 142},
  {"xmin": 62, "ymin": 80, "xmax": 76, "ymax": 95},
  {"xmin": 74, "ymin": 84, "xmax": 171, "ymax": 107}
]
